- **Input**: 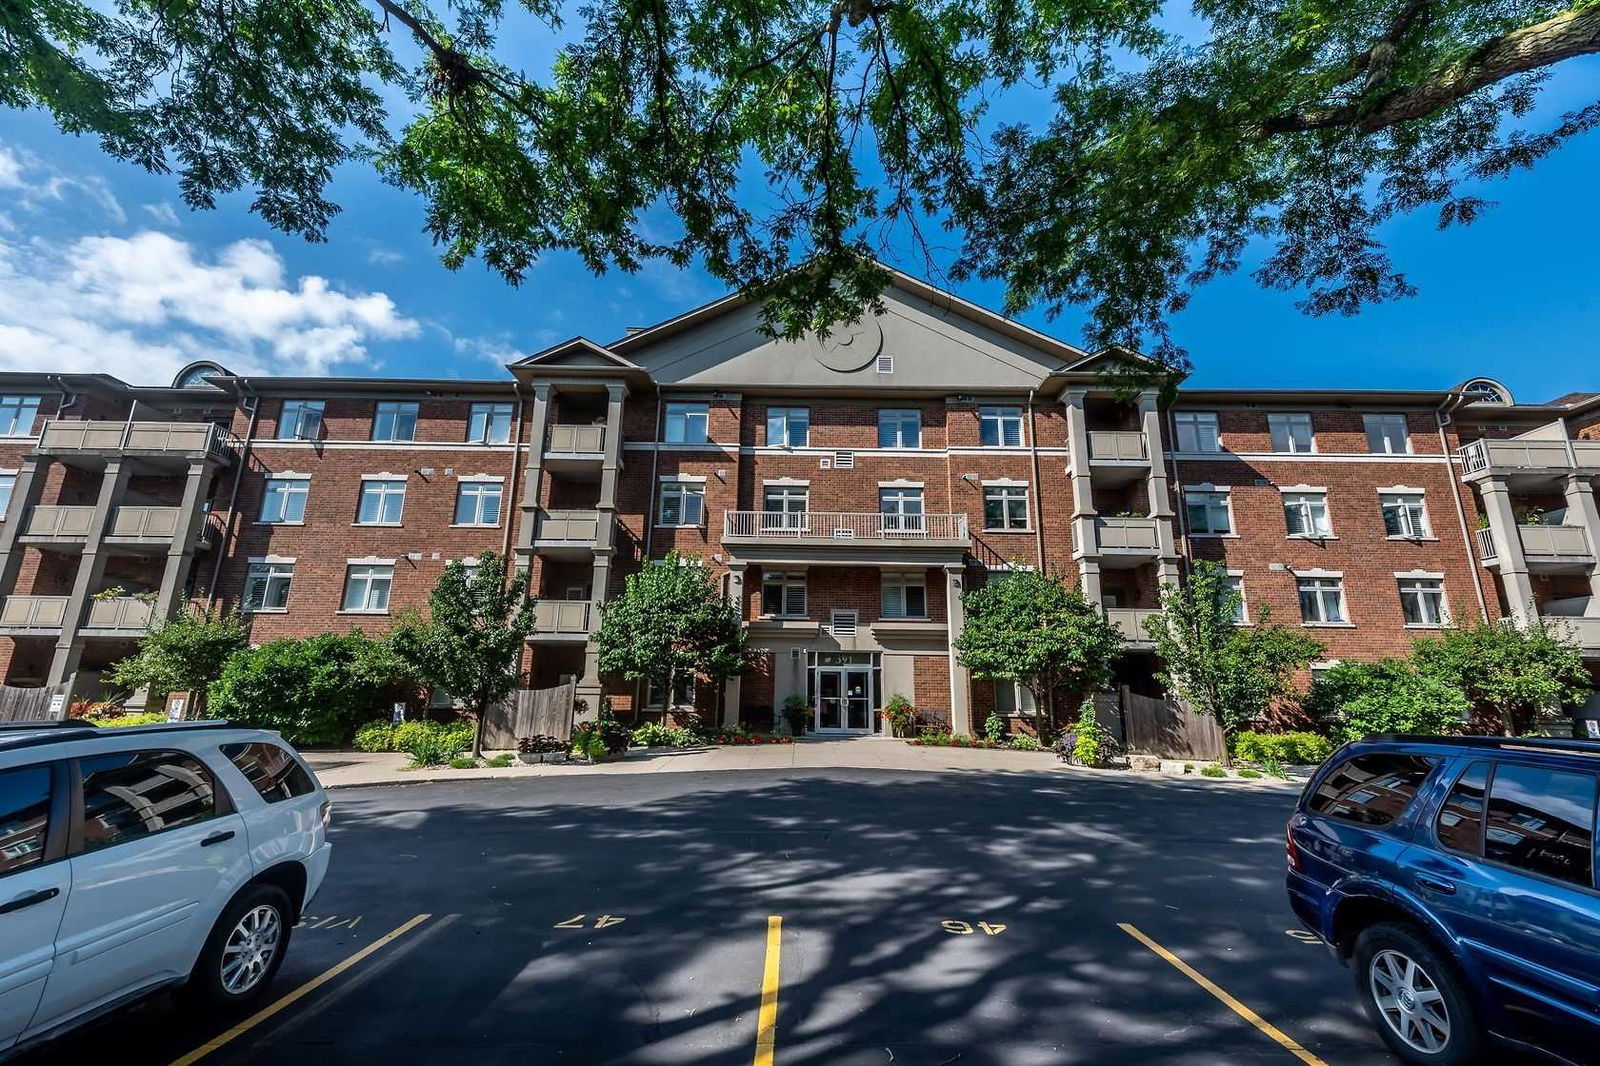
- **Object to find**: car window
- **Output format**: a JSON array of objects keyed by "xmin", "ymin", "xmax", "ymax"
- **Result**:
[
  {"xmin": 221, "ymin": 742, "xmax": 315, "ymax": 803},
  {"xmin": 1435, "ymin": 761, "xmax": 1489, "ymax": 854},
  {"xmin": 1483, "ymin": 763, "xmax": 1596, "ymax": 889},
  {"xmin": 1308, "ymin": 753, "xmax": 1436, "ymax": 827},
  {"xmin": 79, "ymin": 750, "xmax": 219, "ymax": 853},
  {"xmin": 0, "ymin": 766, "xmax": 52, "ymax": 876}
]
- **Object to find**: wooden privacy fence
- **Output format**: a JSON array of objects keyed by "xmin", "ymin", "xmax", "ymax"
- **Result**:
[
  {"xmin": 1116, "ymin": 689, "xmax": 1227, "ymax": 761},
  {"xmin": 480, "ymin": 683, "xmax": 576, "ymax": 749},
  {"xmin": 0, "ymin": 686, "xmax": 65, "ymax": 722}
]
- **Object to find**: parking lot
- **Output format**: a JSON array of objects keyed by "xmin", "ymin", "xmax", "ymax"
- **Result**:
[{"xmin": 23, "ymin": 765, "xmax": 1410, "ymax": 1065}]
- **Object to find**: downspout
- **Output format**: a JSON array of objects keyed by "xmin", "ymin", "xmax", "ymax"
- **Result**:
[
  {"xmin": 1438, "ymin": 392, "xmax": 1490, "ymax": 621},
  {"xmin": 1165, "ymin": 406, "xmax": 1191, "ymax": 575},
  {"xmin": 502, "ymin": 384, "xmax": 525, "ymax": 562},
  {"xmin": 47, "ymin": 376, "xmax": 82, "ymax": 419},
  {"xmin": 642, "ymin": 391, "xmax": 664, "ymax": 560},
  {"xmin": 1027, "ymin": 388, "xmax": 1045, "ymax": 569},
  {"xmin": 207, "ymin": 383, "xmax": 259, "ymax": 610}
]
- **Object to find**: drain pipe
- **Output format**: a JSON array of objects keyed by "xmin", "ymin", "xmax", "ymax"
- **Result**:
[
  {"xmin": 642, "ymin": 391, "xmax": 664, "ymax": 560},
  {"xmin": 502, "ymin": 384, "xmax": 526, "ymax": 562},
  {"xmin": 207, "ymin": 383, "xmax": 260, "ymax": 610},
  {"xmin": 1438, "ymin": 392, "xmax": 1490, "ymax": 621},
  {"xmin": 1027, "ymin": 387, "xmax": 1045, "ymax": 569}
]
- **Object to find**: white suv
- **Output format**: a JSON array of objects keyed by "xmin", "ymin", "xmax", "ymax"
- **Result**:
[{"xmin": 0, "ymin": 720, "xmax": 331, "ymax": 1055}]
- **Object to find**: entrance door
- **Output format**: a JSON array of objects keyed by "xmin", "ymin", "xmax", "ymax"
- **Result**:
[
  {"xmin": 814, "ymin": 668, "xmax": 873, "ymax": 732},
  {"xmin": 842, "ymin": 668, "xmax": 871, "ymax": 730},
  {"xmin": 817, "ymin": 671, "xmax": 844, "ymax": 730}
]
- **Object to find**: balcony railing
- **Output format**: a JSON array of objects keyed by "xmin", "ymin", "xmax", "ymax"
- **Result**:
[
  {"xmin": 1106, "ymin": 607, "xmax": 1161, "ymax": 643},
  {"xmin": 84, "ymin": 596, "xmax": 155, "ymax": 632},
  {"xmin": 1553, "ymin": 615, "xmax": 1600, "ymax": 654},
  {"xmin": 546, "ymin": 424, "xmax": 606, "ymax": 455},
  {"xmin": 1092, "ymin": 516, "xmax": 1162, "ymax": 554},
  {"xmin": 1087, "ymin": 431, "xmax": 1149, "ymax": 462},
  {"xmin": 1476, "ymin": 526, "xmax": 1497, "ymax": 561},
  {"xmin": 108, "ymin": 505, "xmax": 181, "ymax": 539},
  {"xmin": 534, "ymin": 509, "xmax": 600, "ymax": 542},
  {"xmin": 1518, "ymin": 524, "xmax": 1594, "ymax": 563},
  {"xmin": 1458, "ymin": 438, "xmax": 1600, "ymax": 475},
  {"xmin": 0, "ymin": 595, "xmax": 68, "ymax": 629},
  {"xmin": 22, "ymin": 505, "xmax": 96, "ymax": 538},
  {"xmin": 722, "ymin": 511, "xmax": 968, "ymax": 544},
  {"xmin": 530, "ymin": 600, "xmax": 592, "ymax": 635},
  {"xmin": 39, "ymin": 420, "xmax": 236, "ymax": 461}
]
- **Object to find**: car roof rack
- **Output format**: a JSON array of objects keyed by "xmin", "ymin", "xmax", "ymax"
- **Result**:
[
  {"xmin": 0, "ymin": 719, "xmax": 238, "ymax": 754},
  {"xmin": 1371, "ymin": 734, "xmax": 1600, "ymax": 757}
]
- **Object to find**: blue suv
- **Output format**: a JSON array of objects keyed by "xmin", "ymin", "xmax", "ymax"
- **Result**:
[{"xmin": 1288, "ymin": 735, "xmax": 1600, "ymax": 1066}]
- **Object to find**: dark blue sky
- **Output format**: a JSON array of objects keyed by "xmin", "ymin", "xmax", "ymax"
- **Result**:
[{"xmin": 0, "ymin": 39, "xmax": 1594, "ymax": 401}]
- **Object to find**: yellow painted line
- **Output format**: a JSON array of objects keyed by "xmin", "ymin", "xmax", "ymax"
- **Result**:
[
  {"xmin": 752, "ymin": 915, "xmax": 783, "ymax": 1066},
  {"xmin": 1119, "ymin": 922, "xmax": 1328, "ymax": 1066},
  {"xmin": 170, "ymin": 913, "xmax": 432, "ymax": 1066}
]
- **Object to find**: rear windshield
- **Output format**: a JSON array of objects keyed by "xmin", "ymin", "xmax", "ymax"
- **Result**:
[
  {"xmin": 1308, "ymin": 753, "xmax": 1436, "ymax": 827},
  {"xmin": 220, "ymin": 742, "xmax": 316, "ymax": 803}
]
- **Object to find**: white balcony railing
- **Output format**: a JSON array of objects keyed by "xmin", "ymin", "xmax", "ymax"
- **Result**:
[
  {"xmin": 1092, "ymin": 516, "xmax": 1162, "ymax": 553},
  {"xmin": 722, "ymin": 511, "xmax": 968, "ymax": 543},
  {"xmin": 531, "ymin": 600, "xmax": 592, "ymax": 635},
  {"xmin": 546, "ymin": 424, "xmax": 605, "ymax": 455},
  {"xmin": 1519, "ymin": 524, "xmax": 1594, "ymax": 562},
  {"xmin": 534, "ymin": 509, "xmax": 600, "ymax": 542},
  {"xmin": 1476, "ymin": 526, "xmax": 1497, "ymax": 561},
  {"xmin": 1106, "ymin": 607, "xmax": 1162, "ymax": 643},
  {"xmin": 1087, "ymin": 431, "xmax": 1149, "ymax": 462},
  {"xmin": 1458, "ymin": 438, "xmax": 1600, "ymax": 475},
  {"xmin": 0, "ymin": 595, "xmax": 69, "ymax": 629},
  {"xmin": 39, "ymin": 419, "xmax": 236, "ymax": 461},
  {"xmin": 108, "ymin": 505, "xmax": 181, "ymax": 539},
  {"xmin": 22, "ymin": 506, "xmax": 96, "ymax": 538},
  {"xmin": 84, "ymin": 596, "xmax": 155, "ymax": 631}
]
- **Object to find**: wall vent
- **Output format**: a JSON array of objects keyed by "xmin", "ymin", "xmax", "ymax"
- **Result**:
[
  {"xmin": 790, "ymin": 648, "xmax": 803, "ymax": 662},
  {"xmin": 876, "ymin": 355, "xmax": 894, "ymax": 374},
  {"xmin": 819, "ymin": 456, "xmax": 833, "ymax": 470},
  {"xmin": 833, "ymin": 451, "xmax": 855, "ymax": 469},
  {"xmin": 830, "ymin": 610, "xmax": 859, "ymax": 638}
]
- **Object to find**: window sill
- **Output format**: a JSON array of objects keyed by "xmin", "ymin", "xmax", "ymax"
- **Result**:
[
  {"xmin": 243, "ymin": 608, "xmax": 289, "ymax": 615},
  {"xmin": 759, "ymin": 615, "xmax": 810, "ymax": 622},
  {"xmin": 1404, "ymin": 623, "xmax": 1449, "ymax": 629},
  {"xmin": 655, "ymin": 524, "xmax": 707, "ymax": 530},
  {"xmin": 1287, "ymin": 534, "xmax": 1337, "ymax": 540},
  {"xmin": 880, "ymin": 616, "xmax": 931, "ymax": 623},
  {"xmin": 352, "ymin": 522, "xmax": 404, "ymax": 528},
  {"xmin": 1387, "ymin": 535, "xmax": 1439, "ymax": 542},
  {"xmin": 982, "ymin": 527, "xmax": 1033, "ymax": 534},
  {"xmin": 258, "ymin": 520, "xmax": 305, "ymax": 526},
  {"xmin": 1188, "ymin": 533, "xmax": 1238, "ymax": 539},
  {"xmin": 337, "ymin": 609, "xmax": 391, "ymax": 616},
  {"xmin": 451, "ymin": 523, "xmax": 501, "ymax": 529},
  {"xmin": 1302, "ymin": 621, "xmax": 1355, "ymax": 628}
]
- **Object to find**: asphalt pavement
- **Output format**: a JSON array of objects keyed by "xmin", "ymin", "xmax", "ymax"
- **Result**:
[{"xmin": 20, "ymin": 766, "xmax": 1411, "ymax": 1065}]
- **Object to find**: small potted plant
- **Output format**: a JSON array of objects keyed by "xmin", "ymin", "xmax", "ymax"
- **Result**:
[
  {"xmin": 780, "ymin": 694, "xmax": 811, "ymax": 736},
  {"xmin": 883, "ymin": 694, "xmax": 917, "ymax": 738},
  {"xmin": 517, "ymin": 734, "xmax": 569, "ymax": 764}
]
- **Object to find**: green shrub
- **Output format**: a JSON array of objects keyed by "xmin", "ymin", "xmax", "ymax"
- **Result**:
[
  {"xmin": 1200, "ymin": 764, "xmax": 1228, "ymax": 778},
  {"xmin": 84, "ymin": 712, "xmax": 171, "ymax": 729},
  {"xmin": 1261, "ymin": 757, "xmax": 1288, "ymax": 780},
  {"xmin": 572, "ymin": 728, "xmax": 609, "ymax": 761},
  {"xmin": 1009, "ymin": 735, "xmax": 1041, "ymax": 751},
  {"xmin": 884, "ymin": 694, "xmax": 917, "ymax": 737},
  {"xmin": 1072, "ymin": 700, "xmax": 1116, "ymax": 766},
  {"xmin": 394, "ymin": 720, "xmax": 475, "ymax": 767},
  {"xmin": 1233, "ymin": 731, "xmax": 1335, "ymax": 765},
  {"xmin": 780, "ymin": 694, "xmax": 811, "ymax": 736},
  {"xmin": 983, "ymin": 712, "xmax": 1006, "ymax": 745},
  {"xmin": 486, "ymin": 753, "xmax": 514, "ymax": 768},
  {"xmin": 448, "ymin": 757, "xmax": 477, "ymax": 769},
  {"xmin": 1238, "ymin": 768, "xmax": 1263, "ymax": 779},
  {"xmin": 632, "ymin": 722, "xmax": 698, "ymax": 747},
  {"xmin": 354, "ymin": 720, "xmax": 395, "ymax": 752}
]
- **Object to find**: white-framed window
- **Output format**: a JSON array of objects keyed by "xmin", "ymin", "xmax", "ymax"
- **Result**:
[
  {"xmin": 1380, "ymin": 492, "xmax": 1431, "ymax": 538},
  {"xmin": 1185, "ymin": 488, "xmax": 1233, "ymax": 535},
  {"xmin": 647, "ymin": 674, "xmax": 696, "ymax": 708},
  {"xmin": 994, "ymin": 681, "xmax": 1037, "ymax": 715},
  {"xmin": 1222, "ymin": 572, "xmax": 1248, "ymax": 624},
  {"xmin": 658, "ymin": 480, "xmax": 706, "ymax": 526},
  {"xmin": 761, "ymin": 484, "xmax": 809, "ymax": 530},
  {"xmin": 983, "ymin": 484, "xmax": 1029, "ymax": 530},
  {"xmin": 0, "ymin": 396, "xmax": 42, "ymax": 437},
  {"xmin": 766, "ymin": 407, "xmax": 809, "ymax": 447},
  {"xmin": 1174, "ymin": 411, "xmax": 1221, "ymax": 453},
  {"xmin": 259, "ymin": 476, "xmax": 309, "ymax": 523},
  {"xmin": 1268, "ymin": 412, "xmax": 1315, "ymax": 453},
  {"xmin": 467, "ymin": 402, "xmax": 513, "ymax": 444},
  {"xmin": 664, "ymin": 402, "xmax": 709, "ymax": 444},
  {"xmin": 1297, "ymin": 576, "xmax": 1347, "ymax": 624},
  {"xmin": 978, "ymin": 406, "xmax": 1024, "ymax": 447},
  {"xmin": 878, "ymin": 409, "xmax": 922, "ymax": 448},
  {"xmin": 881, "ymin": 573, "xmax": 928, "ymax": 619},
  {"xmin": 760, "ymin": 571, "xmax": 807, "ymax": 618},
  {"xmin": 372, "ymin": 401, "xmax": 418, "ymax": 442},
  {"xmin": 1398, "ymin": 576, "xmax": 1447, "ymax": 626},
  {"xmin": 356, "ymin": 478, "xmax": 407, "ymax": 525},
  {"xmin": 454, "ymin": 480, "xmax": 503, "ymax": 526},
  {"xmin": 879, "ymin": 486, "xmax": 925, "ymax": 532},
  {"xmin": 1282, "ymin": 490, "xmax": 1332, "ymax": 537},
  {"xmin": 243, "ymin": 561, "xmax": 295, "ymax": 612},
  {"xmin": 278, "ymin": 400, "xmax": 324, "ymax": 441},
  {"xmin": 342, "ymin": 562, "xmax": 393, "ymax": 612},
  {"xmin": 1364, "ymin": 413, "xmax": 1411, "ymax": 454},
  {"xmin": 0, "ymin": 472, "xmax": 15, "ymax": 518}
]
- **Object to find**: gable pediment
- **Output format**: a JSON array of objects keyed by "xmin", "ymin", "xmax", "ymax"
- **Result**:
[{"xmin": 514, "ymin": 337, "xmax": 643, "ymax": 370}]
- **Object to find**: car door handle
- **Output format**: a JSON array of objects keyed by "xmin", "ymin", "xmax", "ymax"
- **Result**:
[
  {"xmin": 0, "ymin": 887, "xmax": 60, "ymax": 914},
  {"xmin": 200, "ymin": 830, "xmax": 236, "ymax": 847},
  {"xmin": 1415, "ymin": 875, "xmax": 1457, "ymax": 895}
]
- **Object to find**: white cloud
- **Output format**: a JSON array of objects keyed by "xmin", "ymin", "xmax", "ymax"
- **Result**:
[
  {"xmin": 142, "ymin": 201, "xmax": 181, "ymax": 227},
  {"xmin": 0, "ymin": 230, "xmax": 419, "ymax": 383},
  {"xmin": 0, "ymin": 143, "xmax": 125, "ymax": 224},
  {"xmin": 365, "ymin": 244, "xmax": 405, "ymax": 266}
]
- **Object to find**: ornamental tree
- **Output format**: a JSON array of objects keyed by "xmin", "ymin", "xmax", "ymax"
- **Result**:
[
  {"xmin": 955, "ymin": 568, "xmax": 1124, "ymax": 742},
  {"xmin": 106, "ymin": 606, "xmax": 249, "ymax": 713},
  {"xmin": 1304, "ymin": 658, "xmax": 1471, "ymax": 744},
  {"xmin": 1145, "ymin": 562, "xmax": 1323, "ymax": 764},
  {"xmin": 594, "ymin": 553, "xmax": 748, "ymax": 724},
  {"xmin": 1411, "ymin": 618, "xmax": 1590, "ymax": 736}
]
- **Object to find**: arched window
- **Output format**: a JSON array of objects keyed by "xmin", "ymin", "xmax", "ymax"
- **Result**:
[
  {"xmin": 172, "ymin": 361, "xmax": 230, "ymax": 389},
  {"xmin": 1462, "ymin": 378, "xmax": 1511, "ymax": 405}
]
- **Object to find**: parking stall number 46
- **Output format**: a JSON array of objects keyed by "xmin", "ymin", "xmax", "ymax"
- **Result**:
[{"xmin": 942, "ymin": 920, "xmax": 1006, "ymax": 935}]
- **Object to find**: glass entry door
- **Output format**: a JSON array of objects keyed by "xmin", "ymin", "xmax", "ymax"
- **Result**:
[{"xmin": 815, "ymin": 667, "xmax": 873, "ymax": 732}]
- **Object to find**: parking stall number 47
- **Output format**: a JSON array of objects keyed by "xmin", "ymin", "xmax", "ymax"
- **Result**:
[{"xmin": 554, "ymin": 914, "xmax": 626, "ymax": 929}]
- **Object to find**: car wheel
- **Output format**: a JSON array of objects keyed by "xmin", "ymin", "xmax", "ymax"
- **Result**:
[
  {"xmin": 188, "ymin": 884, "xmax": 294, "ymax": 1008},
  {"xmin": 1353, "ymin": 922, "xmax": 1482, "ymax": 1066}
]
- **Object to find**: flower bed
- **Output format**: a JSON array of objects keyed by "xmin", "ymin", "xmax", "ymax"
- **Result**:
[
  {"xmin": 907, "ymin": 732, "xmax": 1001, "ymax": 749},
  {"xmin": 712, "ymin": 731, "xmax": 793, "ymax": 745}
]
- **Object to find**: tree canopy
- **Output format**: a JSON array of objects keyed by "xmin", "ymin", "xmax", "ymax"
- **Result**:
[
  {"xmin": 7, "ymin": 1, "xmax": 1597, "ymax": 362},
  {"xmin": 1410, "ymin": 617, "xmax": 1590, "ymax": 736},
  {"xmin": 106, "ymin": 606, "xmax": 249, "ymax": 710}
]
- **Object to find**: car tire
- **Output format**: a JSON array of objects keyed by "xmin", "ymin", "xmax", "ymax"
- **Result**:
[
  {"xmin": 1352, "ymin": 922, "xmax": 1482, "ymax": 1066},
  {"xmin": 187, "ymin": 883, "xmax": 294, "ymax": 1008}
]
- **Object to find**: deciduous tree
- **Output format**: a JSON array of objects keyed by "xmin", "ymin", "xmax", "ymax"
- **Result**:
[
  {"xmin": 1411, "ymin": 618, "xmax": 1590, "ymax": 736},
  {"xmin": 106, "ymin": 606, "xmax": 249, "ymax": 713}
]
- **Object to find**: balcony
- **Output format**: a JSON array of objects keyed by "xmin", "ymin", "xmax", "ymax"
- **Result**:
[
  {"xmin": 0, "ymin": 595, "xmax": 68, "ymax": 633},
  {"xmin": 1089, "ymin": 516, "xmax": 1163, "ymax": 565},
  {"xmin": 21, "ymin": 505, "xmax": 96, "ymax": 540},
  {"xmin": 1458, "ymin": 438, "xmax": 1600, "ymax": 486},
  {"xmin": 1542, "ymin": 600, "xmax": 1600, "ymax": 657},
  {"xmin": 532, "ymin": 509, "xmax": 603, "ymax": 558},
  {"xmin": 1106, "ymin": 607, "xmax": 1161, "ymax": 648},
  {"xmin": 528, "ymin": 600, "xmax": 592, "ymax": 641},
  {"xmin": 22, "ymin": 504, "xmax": 203, "ymax": 552},
  {"xmin": 38, "ymin": 419, "xmax": 236, "ymax": 469},
  {"xmin": 1482, "ymin": 524, "xmax": 1595, "ymax": 572},
  {"xmin": 1086, "ymin": 431, "xmax": 1151, "ymax": 484},
  {"xmin": 722, "ymin": 511, "xmax": 969, "ymax": 564},
  {"xmin": 83, "ymin": 596, "xmax": 154, "ymax": 634}
]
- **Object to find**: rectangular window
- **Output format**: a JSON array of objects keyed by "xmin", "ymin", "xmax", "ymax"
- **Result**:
[
  {"xmin": 1298, "ymin": 576, "xmax": 1347, "ymax": 624},
  {"xmin": 1185, "ymin": 489, "xmax": 1232, "ymax": 535},
  {"xmin": 0, "ymin": 396, "xmax": 41, "ymax": 438},
  {"xmin": 878, "ymin": 409, "xmax": 922, "ymax": 448},
  {"xmin": 467, "ymin": 402, "xmax": 513, "ymax": 444},
  {"xmin": 766, "ymin": 407, "xmax": 809, "ymax": 447},
  {"xmin": 658, "ymin": 482, "xmax": 706, "ymax": 526},
  {"xmin": 80, "ymin": 751, "xmax": 219, "ymax": 851},
  {"xmin": 1268, "ymin": 412, "xmax": 1315, "ymax": 453},
  {"xmin": 1308, "ymin": 753, "xmax": 1436, "ymax": 827},
  {"xmin": 881, "ymin": 574, "xmax": 928, "ymax": 619},
  {"xmin": 879, "ymin": 487, "xmax": 925, "ymax": 533},
  {"xmin": 1399, "ymin": 577, "xmax": 1447, "ymax": 626},
  {"xmin": 1436, "ymin": 761, "xmax": 1489, "ymax": 855},
  {"xmin": 994, "ymin": 681, "xmax": 1037, "ymax": 715},
  {"xmin": 220, "ymin": 742, "xmax": 315, "ymax": 803},
  {"xmin": 0, "ymin": 766, "xmax": 52, "ymax": 875},
  {"xmin": 761, "ymin": 485, "xmax": 809, "ymax": 530},
  {"xmin": 1223, "ymin": 573, "xmax": 1247, "ymax": 624},
  {"xmin": 760, "ymin": 571, "xmax": 807, "ymax": 618},
  {"xmin": 277, "ymin": 400, "xmax": 324, "ymax": 441},
  {"xmin": 1364, "ymin": 413, "xmax": 1411, "ymax": 454},
  {"xmin": 1174, "ymin": 412, "xmax": 1221, "ymax": 453},
  {"xmin": 0, "ymin": 473, "xmax": 15, "ymax": 519},
  {"xmin": 664, "ymin": 402, "xmax": 709, "ymax": 444},
  {"xmin": 372, "ymin": 401, "xmax": 418, "ymax": 442},
  {"xmin": 342, "ymin": 563, "xmax": 393, "ymax": 612},
  {"xmin": 647, "ymin": 674, "xmax": 696, "ymax": 708},
  {"xmin": 243, "ymin": 561, "xmax": 294, "ymax": 611},
  {"xmin": 356, "ymin": 478, "xmax": 407, "ymax": 525},
  {"xmin": 454, "ymin": 480, "xmax": 503, "ymax": 526},
  {"xmin": 983, "ymin": 485, "xmax": 1029, "ymax": 530},
  {"xmin": 978, "ymin": 406, "xmax": 1024, "ymax": 447},
  {"xmin": 1283, "ymin": 491, "xmax": 1331, "ymax": 537},
  {"xmin": 259, "ymin": 476, "xmax": 308, "ymax": 523},
  {"xmin": 1381, "ymin": 492, "xmax": 1431, "ymax": 538},
  {"xmin": 1484, "ymin": 763, "xmax": 1596, "ymax": 887}
]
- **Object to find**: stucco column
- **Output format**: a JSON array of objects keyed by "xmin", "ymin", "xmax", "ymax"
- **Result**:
[
  {"xmin": 153, "ymin": 461, "xmax": 216, "ymax": 621},
  {"xmin": 513, "ymin": 384, "xmax": 552, "ymax": 566},
  {"xmin": 48, "ymin": 458, "xmax": 133, "ymax": 692},
  {"xmin": 0, "ymin": 455, "xmax": 52, "ymax": 598},
  {"xmin": 1140, "ymin": 392, "xmax": 1182, "ymax": 575},
  {"xmin": 1062, "ymin": 389, "xmax": 1095, "ymax": 517},
  {"xmin": 597, "ymin": 383, "xmax": 626, "ymax": 511},
  {"xmin": 722, "ymin": 562, "xmax": 746, "ymax": 727},
  {"xmin": 1478, "ymin": 476, "xmax": 1536, "ymax": 624},
  {"xmin": 945, "ymin": 564, "xmax": 971, "ymax": 735},
  {"xmin": 1079, "ymin": 559, "xmax": 1104, "ymax": 607},
  {"xmin": 1562, "ymin": 473, "xmax": 1600, "ymax": 601}
]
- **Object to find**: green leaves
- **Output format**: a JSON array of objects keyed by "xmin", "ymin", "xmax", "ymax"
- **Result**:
[
  {"xmin": 106, "ymin": 606, "xmax": 249, "ymax": 704},
  {"xmin": 593, "ymin": 551, "xmax": 748, "ymax": 698},
  {"xmin": 408, "ymin": 551, "xmax": 532, "ymax": 712},
  {"xmin": 1305, "ymin": 658, "xmax": 1470, "ymax": 744},
  {"xmin": 1410, "ymin": 617, "xmax": 1590, "ymax": 735}
]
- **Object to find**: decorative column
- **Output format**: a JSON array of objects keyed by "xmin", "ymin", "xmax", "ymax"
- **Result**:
[
  {"xmin": 152, "ymin": 461, "xmax": 216, "ymax": 620},
  {"xmin": 1140, "ymin": 391, "xmax": 1182, "ymax": 582},
  {"xmin": 1477, "ymin": 476, "xmax": 1536, "ymax": 624},
  {"xmin": 722, "ymin": 562, "xmax": 746, "ymax": 727},
  {"xmin": 0, "ymin": 455, "xmax": 52, "ymax": 598},
  {"xmin": 576, "ymin": 383, "xmax": 628, "ymax": 720},
  {"xmin": 48, "ymin": 458, "xmax": 133, "ymax": 693},
  {"xmin": 945, "ymin": 564, "xmax": 971, "ymax": 735},
  {"xmin": 513, "ymin": 383, "xmax": 552, "ymax": 570},
  {"xmin": 1562, "ymin": 473, "xmax": 1600, "ymax": 601}
]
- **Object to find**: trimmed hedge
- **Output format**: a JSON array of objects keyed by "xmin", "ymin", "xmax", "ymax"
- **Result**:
[{"xmin": 1233, "ymin": 730, "xmax": 1334, "ymax": 765}]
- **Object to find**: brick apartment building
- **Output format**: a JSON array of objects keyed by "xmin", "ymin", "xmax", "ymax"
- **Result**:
[{"xmin": 1, "ymin": 267, "xmax": 1597, "ymax": 733}]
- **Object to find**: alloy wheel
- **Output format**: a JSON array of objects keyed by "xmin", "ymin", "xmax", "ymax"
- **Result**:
[
  {"xmin": 221, "ymin": 904, "xmax": 283, "ymax": 995},
  {"xmin": 1369, "ymin": 948, "xmax": 1450, "ymax": 1054}
]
